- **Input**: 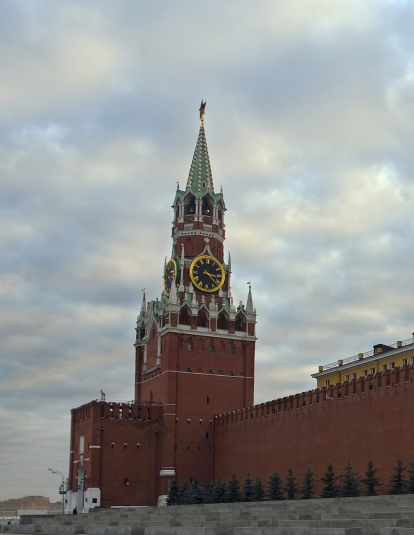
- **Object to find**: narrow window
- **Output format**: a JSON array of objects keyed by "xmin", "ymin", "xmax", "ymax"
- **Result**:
[
  {"xmin": 382, "ymin": 364, "xmax": 387, "ymax": 372},
  {"xmin": 230, "ymin": 343, "xmax": 236, "ymax": 356},
  {"xmin": 209, "ymin": 341, "xmax": 215, "ymax": 354},
  {"xmin": 111, "ymin": 443, "xmax": 114, "ymax": 449},
  {"xmin": 390, "ymin": 362, "xmax": 395, "ymax": 369},
  {"xmin": 79, "ymin": 436, "xmax": 84, "ymax": 455},
  {"xmin": 402, "ymin": 359, "xmax": 408, "ymax": 366},
  {"xmin": 345, "ymin": 375, "xmax": 350, "ymax": 382},
  {"xmin": 207, "ymin": 396, "xmax": 210, "ymax": 404},
  {"xmin": 230, "ymin": 371, "xmax": 235, "ymax": 376},
  {"xmin": 187, "ymin": 367, "xmax": 192, "ymax": 372},
  {"xmin": 136, "ymin": 444, "xmax": 140, "ymax": 449},
  {"xmin": 363, "ymin": 370, "xmax": 368, "ymax": 376},
  {"xmin": 352, "ymin": 373, "xmax": 357, "ymax": 379},
  {"xmin": 370, "ymin": 367, "xmax": 376, "ymax": 375},
  {"xmin": 124, "ymin": 443, "xmax": 127, "ymax": 449},
  {"xmin": 206, "ymin": 432, "xmax": 209, "ymax": 439},
  {"xmin": 325, "ymin": 380, "xmax": 330, "ymax": 387}
]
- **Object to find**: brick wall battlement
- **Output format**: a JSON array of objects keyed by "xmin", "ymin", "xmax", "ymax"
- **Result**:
[
  {"xmin": 72, "ymin": 400, "xmax": 163, "ymax": 423},
  {"xmin": 216, "ymin": 363, "xmax": 414, "ymax": 427}
]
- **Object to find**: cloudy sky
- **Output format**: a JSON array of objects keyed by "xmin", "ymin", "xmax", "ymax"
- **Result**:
[{"xmin": 2, "ymin": 0, "xmax": 414, "ymax": 502}]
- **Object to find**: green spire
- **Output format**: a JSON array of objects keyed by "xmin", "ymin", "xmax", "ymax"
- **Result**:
[{"xmin": 186, "ymin": 124, "xmax": 214, "ymax": 198}]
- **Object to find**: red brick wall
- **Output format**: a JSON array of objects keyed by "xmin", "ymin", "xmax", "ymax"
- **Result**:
[
  {"xmin": 214, "ymin": 366, "xmax": 414, "ymax": 494},
  {"xmin": 69, "ymin": 401, "xmax": 164, "ymax": 506}
]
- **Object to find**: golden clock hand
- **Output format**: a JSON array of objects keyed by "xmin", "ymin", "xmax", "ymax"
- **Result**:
[{"xmin": 203, "ymin": 270, "xmax": 220, "ymax": 283}]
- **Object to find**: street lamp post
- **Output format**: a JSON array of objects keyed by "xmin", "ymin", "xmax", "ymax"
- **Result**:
[{"xmin": 48, "ymin": 468, "xmax": 66, "ymax": 515}]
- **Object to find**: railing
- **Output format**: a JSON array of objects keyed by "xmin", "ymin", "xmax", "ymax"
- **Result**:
[{"xmin": 322, "ymin": 337, "xmax": 414, "ymax": 371}]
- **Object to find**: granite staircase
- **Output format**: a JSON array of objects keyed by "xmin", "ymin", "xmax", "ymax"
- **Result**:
[{"xmin": 4, "ymin": 495, "xmax": 414, "ymax": 535}]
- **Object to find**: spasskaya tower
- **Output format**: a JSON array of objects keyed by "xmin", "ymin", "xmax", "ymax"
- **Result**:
[{"xmin": 134, "ymin": 101, "xmax": 257, "ymax": 494}]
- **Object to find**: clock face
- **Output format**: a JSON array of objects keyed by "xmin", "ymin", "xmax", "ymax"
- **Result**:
[
  {"xmin": 164, "ymin": 259, "xmax": 177, "ymax": 295},
  {"xmin": 189, "ymin": 255, "xmax": 225, "ymax": 293}
]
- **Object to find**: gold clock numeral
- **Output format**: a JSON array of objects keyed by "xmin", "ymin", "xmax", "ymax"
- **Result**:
[{"xmin": 206, "ymin": 258, "xmax": 210, "ymax": 264}]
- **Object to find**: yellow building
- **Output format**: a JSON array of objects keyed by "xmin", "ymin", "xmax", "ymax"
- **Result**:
[{"xmin": 312, "ymin": 334, "xmax": 414, "ymax": 388}]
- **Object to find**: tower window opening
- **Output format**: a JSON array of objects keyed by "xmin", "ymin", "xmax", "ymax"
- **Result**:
[
  {"xmin": 124, "ymin": 443, "xmax": 127, "ymax": 449},
  {"xmin": 230, "ymin": 371, "xmax": 235, "ymax": 376},
  {"xmin": 187, "ymin": 367, "xmax": 192, "ymax": 372},
  {"xmin": 217, "ymin": 311, "xmax": 229, "ymax": 330},
  {"xmin": 209, "ymin": 341, "xmax": 215, "ymax": 354},
  {"xmin": 235, "ymin": 314, "xmax": 246, "ymax": 332},
  {"xmin": 136, "ymin": 444, "xmax": 140, "ymax": 449},
  {"xmin": 187, "ymin": 339, "xmax": 193, "ymax": 351},
  {"xmin": 111, "ymin": 443, "xmax": 114, "ymax": 449},
  {"xmin": 197, "ymin": 308, "xmax": 208, "ymax": 328},
  {"xmin": 207, "ymin": 396, "xmax": 210, "ymax": 403},
  {"xmin": 199, "ymin": 419, "xmax": 202, "ymax": 424},
  {"xmin": 202, "ymin": 198, "xmax": 211, "ymax": 215},
  {"xmin": 230, "ymin": 343, "xmax": 236, "ymax": 356},
  {"xmin": 187, "ymin": 197, "xmax": 196, "ymax": 215},
  {"xmin": 206, "ymin": 432, "xmax": 209, "ymax": 438},
  {"xmin": 187, "ymin": 419, "xmax": 190, "ymax": 424},
  {"xmin": 209, "ymin": 369, "xmax": 213, "ymax": 374},
  {"xmin": 179, "ymin": 307, "xmax": 191, "ymax": 326}
]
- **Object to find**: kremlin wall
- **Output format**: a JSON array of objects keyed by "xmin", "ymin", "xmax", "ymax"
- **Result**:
[{"xmin": 66, "ymin": 106, "xmax": 414, "ymax": 511}]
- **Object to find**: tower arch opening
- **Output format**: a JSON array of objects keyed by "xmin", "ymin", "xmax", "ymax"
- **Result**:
[
  {"xmin": 179, "ymin": 306, "xmax": 191, "ymax": 326},
  {"xmin": 197, "ymin": 308, "xmax": 208, "ymax": 328},
  {"xmin": 185, "ymin": 194, "xmax": 196, "ymax": 215},
  {"xmin": 235, "ymin": 313, "xmax": 247, "ymax": 332},
  {"xmin": 217, "ymin": 310, "xmax": 229, "ymax": 330}
]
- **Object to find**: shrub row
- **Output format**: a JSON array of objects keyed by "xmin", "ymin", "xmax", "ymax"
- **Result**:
[{"xmin": 166, "ymin": 460, "xmax": 414, "ymax": 505}]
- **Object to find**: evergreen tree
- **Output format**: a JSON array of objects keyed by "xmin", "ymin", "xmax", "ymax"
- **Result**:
[
  {"xmin": 388, "ymin": 460, "xmax": 408, "ymax": 495},
  {"xmin": 206, "ymin": 479, "xmax": 227, "ymax": 503},
  {"xmin": 252, "ymin": 477, "xmax": 265, "ymax": 501},
  {"xmin": 191, "ymin": 478, "xmax": 206, "ymax": 504},
  {"xmin": 227, "ymin": 475, "xmax": 242, "ymax": 502},
  {"xmin": 320, "ymin": 464, "xmax": 341, "ymax": 498},
  {"xmin": 166, "ymin": 479, "xmax": 179, "ymax": 506},
  {"xmin": 407, "ymin": 462, "xmax": 414, "ymax": 494},
  {"xmin": 266, "ymin": 471, "xmax": 285, "ymax": 501},
  {"xmin": 285, "ymin": 469, "xmax": 299, "ymax": 500},
  {"xmin": 361, "ymin": 460, "xmax": 382, "ymax": 496},
  {"xmin": 340, "ymin": 463, "xmax": 361, "ymax": 497},
  {"xmin": 300, "ymin": 467, "xmax": 316, "ymax": 499},
  {"xmin": 243, "ymin": 472, "xmax": 254, "ymax": 502},
  {"xmin": 178, "ymin": 481, "xmax": 192, "ymax": 505}
]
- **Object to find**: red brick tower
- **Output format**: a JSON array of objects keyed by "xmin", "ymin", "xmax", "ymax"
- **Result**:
[{"xmin": 134, "ymin": 105, "xmax": 257, "ymax": 494}]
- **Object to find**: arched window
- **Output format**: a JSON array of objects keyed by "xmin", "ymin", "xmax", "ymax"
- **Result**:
[
  {"xmin": 198, "ymin": 338, "xmax": 204, "ymax": 351},
  {"xmin": 235, "ymin": 314, "xmax": 246, "ymax": 332},
  {"xmin": 197, "ymin": 308, "xmax": 208, "ymax": 328},
  {"xmin": 209, "ymin": 341, "xmax": 215, "ymax": 354},
  {"xmin": 185, "ymin": 195, "xmax": 196, "ymax": 215},
  {"xmin": 217, "ymin": 310, "xmax": 229, "ymax": 330},
  {"xmin": 220, "ymin": 340, "xmax": 225, "ymax": 354},
  {"xmin": 230, "ymin": 342, "xmax": 236, "ymax": 356},
  {"xmin": 187, "ymin": 338, "xmax": 193, "ymax": 351},
  {"xmin": 179, "ymin": 307, "xmax": 191, "ymax": 326},
  {"xmin": 202, "ymin": 198, "xmax": 211, "ymax": 215}
]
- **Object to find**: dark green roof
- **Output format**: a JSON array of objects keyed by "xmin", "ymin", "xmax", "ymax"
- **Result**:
[{"xmin": 186, "ymin": 124, "xmax": 214, "ymax": 199}]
